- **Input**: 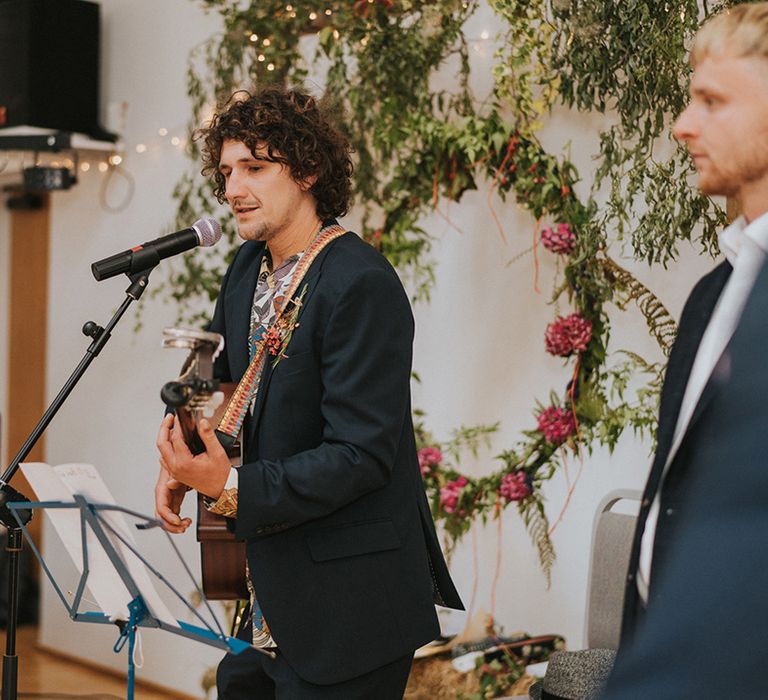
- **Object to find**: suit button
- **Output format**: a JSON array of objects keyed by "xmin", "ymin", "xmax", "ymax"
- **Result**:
[
  {"xmin": 642, "ymin": 498, "xmax": 651, "ymax": 507},
  {"xmin": 665, "ymin": 507, "xmax": 675, "ymax": 516},
  {"xmin": 627, "ymin": 573, "xmax": 635, "ymax": 581}
]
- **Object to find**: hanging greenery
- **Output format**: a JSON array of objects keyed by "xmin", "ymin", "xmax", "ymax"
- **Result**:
[{"xmin": 162, "ymin": 0, "xmax": 736, "ymax": 582}]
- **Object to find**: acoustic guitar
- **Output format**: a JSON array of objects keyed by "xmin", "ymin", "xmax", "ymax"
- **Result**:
[{"xmin": 161, "ymin": 328, "xmax": 248, "ymax": 601}]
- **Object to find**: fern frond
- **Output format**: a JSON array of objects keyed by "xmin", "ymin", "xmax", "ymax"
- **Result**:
[
  {"xmin": 600, "ymin": 257, "xmax": 678, "ymax": 356},
  {"xmin": 520, "ymin": 498, "xmax": 556, "ymax": 587}
]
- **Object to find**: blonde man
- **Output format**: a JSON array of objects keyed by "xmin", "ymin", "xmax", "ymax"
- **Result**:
[{"xmin": 602, "ymin": 5, "xmax": 768, "ymax": 697}]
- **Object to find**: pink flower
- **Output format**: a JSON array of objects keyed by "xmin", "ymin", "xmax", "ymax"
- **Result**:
[
  {"xmin": 541, "ymin": 223, "xmax": 576, "ymax": 255},
  {"xmin": 545, "ymin": 313, "xmax": 592, "ymax": 357},
  {"xmin": 440, "ymin": 476, "xmax": 468, "ymax": 514},
  {"xmin": 418, "ymin": 446, "xmax": 443, "ymax": 477},
  {"xmin": 537, "ymin": 405, "xmax": 577, "ymax": 446},
  {"xmin": 499, "ymin": 471, "xmax": 532, "ymax": 502},
  {"xmin": 265, "ymin": 326, "xmax": 282, "ymax": 356}
]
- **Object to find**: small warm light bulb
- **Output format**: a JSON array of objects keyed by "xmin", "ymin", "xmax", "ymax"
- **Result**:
[
  {"xmin": 290, "ymin": 11, "xmax": 296, "ymax": 17},
  {"xmin": 64, "ymin": 158, "xmax": 74, "ymax": 168},
  {"xmin": 286, "ymin": 4, "xmax": 293, "ymax": 10},
  {"xmin": 109, "ymin": 154, "xmax": 123, "ymax": 166},
  {"xmin": 333, "ymin": 29, "xmax": 340, "ymax": 39},
  {"xmin": 309, "ymin": 11, "xmax": 317, "ymax": 20},
  {"xmin": 267, "ymin": 63, "xmax": 275, "ymax": 71},
  {"xmin": 81, "ymin": 162, "xmax": 90, "ymax": 172},
  {"xmin": 136, "ymin": 143, "xmax": 147, "ymax": 153},
  {"xmin": 325, "ymin": 8, "xmax": 332, "ymax": 15},
  {"xmin": 98, "ymin": 162, "xmax": 109, "ymax": 172},
  {"xmin": 258, "ymin": 54, "xmax": 266, "ymax": 62},
  {"xmin": 250, "ymin": 33, "xmax": 258, "ymax": 42},
  {"xmin": 158, "ymin": 127, "xmax": 168, "ymax": 136},
  {"xmin": 263, "ymin": 37, "xmax": 271, "ymax": 46},
  {"xmin": 171, "ymin": 136, "xmax": 181, "ymax": 146},
  {"xmin": 480, "ymin": 30, "xmax": 490, "ymax": 40}
]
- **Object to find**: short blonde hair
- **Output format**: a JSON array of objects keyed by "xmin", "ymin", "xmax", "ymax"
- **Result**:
[{"xmin": 691, "ymin": 2, "xmax": 768, "ymax": 66}]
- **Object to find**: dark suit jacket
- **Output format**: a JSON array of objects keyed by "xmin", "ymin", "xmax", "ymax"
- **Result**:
[
  {"xmin": 207, "ymin": 229, "xmax": 463, "ymax": 685},
  {"xmin": 604, "ymin": 260, "xmax": 768, "ymax": 697}
]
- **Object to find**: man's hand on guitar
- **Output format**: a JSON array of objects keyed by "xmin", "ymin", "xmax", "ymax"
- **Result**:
[
  {"xmin": 155, "ymin": 462, "xmax": 192, "ymax": 533},
  {"xmin": 156, "ymin": 413, "xmax": 231, "ymax": 504}
]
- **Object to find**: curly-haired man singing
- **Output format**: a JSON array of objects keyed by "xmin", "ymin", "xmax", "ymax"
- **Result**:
[{"xmin": 154, "ymin": 87, "xmax": 463, "ymax": 698}]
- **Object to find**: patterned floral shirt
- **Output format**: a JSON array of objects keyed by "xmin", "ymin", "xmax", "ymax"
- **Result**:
[{"xmin": 207, "ymin": 247, "xmax": 304, "ymax": 649}]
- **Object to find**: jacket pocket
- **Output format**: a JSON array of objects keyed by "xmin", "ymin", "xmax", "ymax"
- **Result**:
[
  {"xmin": 276, "ymin": 349, "xmax": 315, "ymax": 378},
  {"xmin": 305, "ymin": 519, "xmax": 401, "ymax": 562}
]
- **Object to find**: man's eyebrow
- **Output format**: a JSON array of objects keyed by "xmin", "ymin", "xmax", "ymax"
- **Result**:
[
  {"xmin": 218, "ymin": 155, "xmax": 271, "ymax": 172},
  {"xmin": 690, "ymin": 84, "xmax": 726, "ymax": 99}
]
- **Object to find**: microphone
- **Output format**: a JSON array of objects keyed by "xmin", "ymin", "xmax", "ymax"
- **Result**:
[{"xmin": 91, "ymin": 217, "xmax": 222, "ymax": 281}]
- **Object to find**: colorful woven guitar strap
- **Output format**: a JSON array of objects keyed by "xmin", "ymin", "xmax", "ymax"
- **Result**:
[{"xmin": 215, "ymin": 223, "xmax": 347, "ymax": 446}]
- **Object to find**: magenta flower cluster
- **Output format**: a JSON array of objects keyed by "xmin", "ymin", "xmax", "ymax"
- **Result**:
[
  {"xmin": 545, "ymin": 313, "xmax": 593, "ymax": 357},
  {"xmin": 499, "ymin": 471, "xmax": 531, "ymax": 502},
  {"xmin": 418, "ymin": 446, "xmax": 443, "ymax": 477},
  {"xmin": 440, "ymin": 476, "xmax": 468, "ymax": 514},
  {"xmin": 537, "ymin": 406, "xmax": 577, "ymax": 446},
  {"xmin": 541, "ymin": 222, "xmax": 576, "ymax": 255}
]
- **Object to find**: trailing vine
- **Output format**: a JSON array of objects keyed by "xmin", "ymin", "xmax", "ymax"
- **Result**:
[{"xmin": 160, "ymin": 0, "xmax": 737, "ymax": 582}]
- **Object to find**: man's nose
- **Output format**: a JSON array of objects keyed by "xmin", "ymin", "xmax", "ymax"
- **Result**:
[
  {"xmin": 225, "ymin": 172, "xmax": 246, "ymax": 202},
  {"xmin": 672, "ymin": 104, "xmax": 696, "ymax": 143}
]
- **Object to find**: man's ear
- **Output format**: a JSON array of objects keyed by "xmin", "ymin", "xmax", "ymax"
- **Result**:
[{"xmin": 299, "ymin": 173, "xmax": 318, "ymax": 191}]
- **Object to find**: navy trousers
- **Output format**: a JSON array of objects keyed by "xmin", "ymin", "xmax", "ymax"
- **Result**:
[{"xmin": 217, "ymin": 622, "xmax": 413, "ymax": 699}]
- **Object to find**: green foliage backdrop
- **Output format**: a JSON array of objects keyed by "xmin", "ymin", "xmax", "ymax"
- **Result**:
[{"xmin": 159, "ymin": 0, "xmax": 743, "ymax": 581}]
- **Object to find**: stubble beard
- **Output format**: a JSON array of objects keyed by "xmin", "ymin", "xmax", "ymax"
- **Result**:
[
  {"xmin": 237, "ymin": 219, "xmax": 274, "ymax": 243},
  {"xmin": 698, "ymin": 135, "xmax": 768, "ymax": 199},
  {"xmin": 698, "ymin": 165, "xmax": 738, "ymax": 198}
]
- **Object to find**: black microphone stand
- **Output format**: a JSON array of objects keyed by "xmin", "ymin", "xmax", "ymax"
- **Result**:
[{"xmin": 0, "ymin": 267, "xmax": 155, "ymax": 700}]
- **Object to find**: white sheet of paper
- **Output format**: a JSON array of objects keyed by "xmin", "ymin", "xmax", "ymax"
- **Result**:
[{"xmin": 21, "ymin": 463, "xmax": 176, "ymax": 625}]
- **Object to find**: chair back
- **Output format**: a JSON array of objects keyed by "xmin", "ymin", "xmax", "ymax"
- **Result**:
[{"xmin": 584, "ymin": 489, "xmax": 641, "ymax": 650}]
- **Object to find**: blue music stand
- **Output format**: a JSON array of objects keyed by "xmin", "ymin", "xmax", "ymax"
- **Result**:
[{"xmin": 7, "ymin": 495, "xmax": 268, "ymax": 699}]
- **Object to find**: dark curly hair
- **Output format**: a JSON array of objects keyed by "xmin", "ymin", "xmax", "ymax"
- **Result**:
[{"xmin": 198, "ymin": 87, "xmax": 354, "ymax": 220}]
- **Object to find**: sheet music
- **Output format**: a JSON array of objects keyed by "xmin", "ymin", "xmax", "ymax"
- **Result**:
[{"xmin": 21, "ymin": 462, "xmax": 176, "ymax": 625}]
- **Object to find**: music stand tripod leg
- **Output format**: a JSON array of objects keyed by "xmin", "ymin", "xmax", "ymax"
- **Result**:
[
  {"xmin": 1, "ymin": 528, "xmax": 23, "ymax": 700},
  {"xmin": 112, "ymin": 596, "xmax": 147, "ymax": 700}
]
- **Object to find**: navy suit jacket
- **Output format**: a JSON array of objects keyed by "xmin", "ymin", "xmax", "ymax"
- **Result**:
[
  {"xmin": 604, "ymin": 261, "xmax": 768, "ymax": 697},
  {"xmin": 208, "ymin": 229, "xmax": 463, "ymax": 685}
]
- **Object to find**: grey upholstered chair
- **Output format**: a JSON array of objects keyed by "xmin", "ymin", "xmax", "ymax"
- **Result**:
[
  {"xmin": 524, "ymin": 489, "xmax": 641, "ymax": 699},
  {"xmin": 583, "ymin": 489, "xmax": 641, "ymax": 650}
]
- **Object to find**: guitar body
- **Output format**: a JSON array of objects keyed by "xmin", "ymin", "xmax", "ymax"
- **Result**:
[
  {"xmin": 197, "ymin": 494, "xmax": 249, "ymax": 600},
  {"xmin": 174, "ymin": 379, "xmax": 249, "ymax": 601}
]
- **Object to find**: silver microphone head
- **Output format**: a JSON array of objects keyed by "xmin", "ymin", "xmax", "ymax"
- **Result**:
[{"xmin": 192, "ymin": 217, "xmax": 223, "ymax": 247}]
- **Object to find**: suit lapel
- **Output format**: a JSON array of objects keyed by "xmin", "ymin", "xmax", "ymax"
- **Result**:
[
  {"xmin": 652, "ymin": 261, "xmax": 732, "ymax": 470},
  {"xmin": 246, "ymin": 234, "xmax": 345, "ymax": 445},
  {"xmin": 621, "ymin": 260, "xmax": 732, "ymax": 644},
  {"xmin": 684, "ymin": 358, "xmax": 726, "ymax": 439}
]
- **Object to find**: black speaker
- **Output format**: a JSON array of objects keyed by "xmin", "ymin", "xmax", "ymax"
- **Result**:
[{"xmin": 0, "ymin": 0, "xmax": 114, "ymax": 140}]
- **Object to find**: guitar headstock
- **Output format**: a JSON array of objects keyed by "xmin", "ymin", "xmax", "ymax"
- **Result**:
[{"xmin": 161, "ymin": 327, "xmax": 225, "ymax": 417}]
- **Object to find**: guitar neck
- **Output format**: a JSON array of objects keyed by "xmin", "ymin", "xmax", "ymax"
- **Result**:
[{"xmin": 175, "ymin": 382, "xmax": 241, "ymax": 462}]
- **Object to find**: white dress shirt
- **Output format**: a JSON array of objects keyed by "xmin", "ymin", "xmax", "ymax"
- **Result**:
[{"xmin": 637, "ymin": 212, "xmax": 768, "ymax": 601}]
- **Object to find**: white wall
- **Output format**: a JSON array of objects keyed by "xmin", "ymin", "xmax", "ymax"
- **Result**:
[{"xmin": 0, "ymin": 1, "xmax": 722, "ymax": 697}]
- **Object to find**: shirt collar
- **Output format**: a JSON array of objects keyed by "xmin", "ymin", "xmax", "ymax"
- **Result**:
[
  {"xmin": 261, "ymin": 248, "xmax": 303, "ymax": 275},
  {"xmin": 719, "ymin": 210, "xmax": 768, "ymax": 266}
]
